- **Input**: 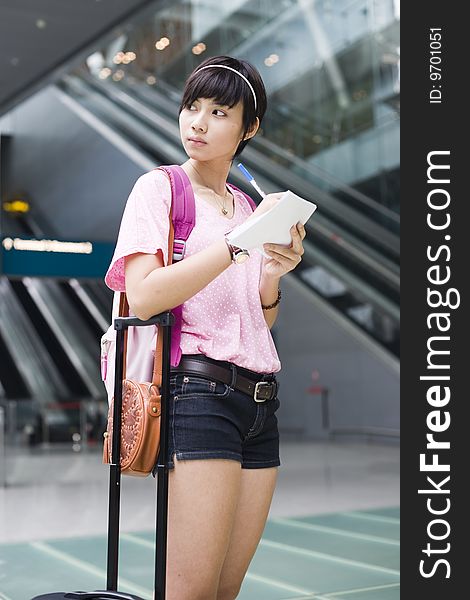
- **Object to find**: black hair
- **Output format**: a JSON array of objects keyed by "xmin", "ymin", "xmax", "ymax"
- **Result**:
[{"xmin": 179, "ymin": 55, "xmax": 267, "ymax": 159}]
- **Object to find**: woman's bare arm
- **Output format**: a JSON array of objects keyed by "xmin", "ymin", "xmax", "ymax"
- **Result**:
[{"xmin": 125, "ymin": 238, "xmax": 232, "ymax": 320}]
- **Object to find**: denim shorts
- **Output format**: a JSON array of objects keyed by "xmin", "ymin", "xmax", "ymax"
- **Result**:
[{"xmin": 152, "ymin": 358, "xmax": 281, "ymax": 474}]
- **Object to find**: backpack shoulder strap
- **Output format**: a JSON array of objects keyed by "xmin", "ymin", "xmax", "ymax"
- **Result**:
[
  {"xmin": 226, "ymin": 182, "xmax": 257, "ymax": 212},
  {"xmin": 152, "ymin": 165, "xmax": 197, "ymax": 367},
  {"xmin": 154, "ymin": 165, "xmax": 196, "ymax": 261}
]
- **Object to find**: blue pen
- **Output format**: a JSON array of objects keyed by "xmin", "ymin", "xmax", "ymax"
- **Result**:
[{"xmin": 237, "ymin": 163, "xmax": 266, "ymax": 199}]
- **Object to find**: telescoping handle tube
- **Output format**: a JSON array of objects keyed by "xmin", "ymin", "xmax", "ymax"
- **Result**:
[
  {"xmin": 154, "ymin": 319, "xmax": 172, "ymax": 600},
  {"xmin": 106, "ymin": 311, "xmax": 174, "ymax": 597}
]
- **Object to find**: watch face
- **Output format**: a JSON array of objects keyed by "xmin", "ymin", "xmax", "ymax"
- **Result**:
[{"xmin": 235, "ymin": 252, "xmax": 249, "ymax": 264}]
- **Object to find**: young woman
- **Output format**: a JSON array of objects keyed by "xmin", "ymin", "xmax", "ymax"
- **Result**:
[{"xmin": 105, "ymin": 55, "xmax": 306, "ymax": 600}]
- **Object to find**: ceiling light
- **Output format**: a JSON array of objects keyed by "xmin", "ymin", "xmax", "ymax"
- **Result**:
[
  {"xmin": 192, "ymin": 42, "xmax": 207, "ymax": 55},
  {"xmin": 156, "ymin": 37, "xmax": 170, "ymax": 50},
  {"xmin": 99, "ymin": 68, "xmax": 112, "ymax": 79},
  {"xmin": 112, "ymin": 70, "xmax": 125, "ymax": 81}
]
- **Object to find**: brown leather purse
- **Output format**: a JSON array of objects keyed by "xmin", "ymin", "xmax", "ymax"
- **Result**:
[{"xmin": 102, "ymin": 205, "xmax": 175, "ymax": 477}]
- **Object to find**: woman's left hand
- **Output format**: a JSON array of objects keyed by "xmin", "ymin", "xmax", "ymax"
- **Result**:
[{"xmin": 261, "ymin": 222, "xmax": 306, "ymax": 279}]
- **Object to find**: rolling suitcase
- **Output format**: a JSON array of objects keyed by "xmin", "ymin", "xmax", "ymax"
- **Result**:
[{"xmin": 31, "ymin": 310, "xmax": 175, "ymax": 600}]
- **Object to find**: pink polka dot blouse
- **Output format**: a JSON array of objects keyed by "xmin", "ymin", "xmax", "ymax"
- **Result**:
[{"xmin": 104, "ymin": 168, "xmax": 281, "ymax": 374}]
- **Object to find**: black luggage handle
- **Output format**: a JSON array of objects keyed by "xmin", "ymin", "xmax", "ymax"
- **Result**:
[
  {"xmin": 113, "ymin": 313, "xmax": 174, "ymax": 330},
  {"xmin": 108, "ymin": 310, "xmax": 174, "ymax": 600},
  {"xmin": 64, "ymin": 592, "xmax": 138, "ymax": 599}
]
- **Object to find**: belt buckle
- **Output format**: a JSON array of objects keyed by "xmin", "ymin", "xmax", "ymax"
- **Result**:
[{"xmin": 254, "ymin": 381, "xmax": 272, "ymax": 402}]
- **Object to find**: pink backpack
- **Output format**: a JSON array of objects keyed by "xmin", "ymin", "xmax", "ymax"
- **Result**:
[{"xmin": 100, "ymin": 164, "xmax": 257, "ymax": 403}]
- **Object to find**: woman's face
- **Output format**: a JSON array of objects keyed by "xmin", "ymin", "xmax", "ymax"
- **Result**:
[{"xmin": 179, "ymin": 97, "xmax": 247, "ymax": 161}]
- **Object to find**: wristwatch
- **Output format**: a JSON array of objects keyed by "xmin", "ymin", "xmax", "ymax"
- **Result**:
[{"xmin": 224, "ymin": 235, "xmax": 250, "ymax": 264}]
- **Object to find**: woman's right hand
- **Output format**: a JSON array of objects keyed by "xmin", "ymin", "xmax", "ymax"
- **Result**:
[{"xmin": 245, "ymin": 192, "xmax": 285, "ymax": 222}]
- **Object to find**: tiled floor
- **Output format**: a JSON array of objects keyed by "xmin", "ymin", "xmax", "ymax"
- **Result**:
[{"xmin": 0, "ymin": 439, "xmax": 399, "ymax": 599}]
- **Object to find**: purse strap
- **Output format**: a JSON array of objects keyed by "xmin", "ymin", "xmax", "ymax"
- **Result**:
[{"xmin": 118, "ymin": 201, "xmax": 175, "ymax": 388}]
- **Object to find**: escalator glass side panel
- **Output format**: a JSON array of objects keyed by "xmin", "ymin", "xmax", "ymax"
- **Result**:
[
  {"xmin": 8, "ymin": 280, "xmax": 90, "ymax": 397},
  {"xmin": 0, "ymin": 329, "xmax": 31, "ymax": 399}
]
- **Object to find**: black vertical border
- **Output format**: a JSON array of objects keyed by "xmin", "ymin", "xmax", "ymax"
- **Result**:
[{"xmin": 401, "ymin": 2, "xmax": 467, "ymax": 597}]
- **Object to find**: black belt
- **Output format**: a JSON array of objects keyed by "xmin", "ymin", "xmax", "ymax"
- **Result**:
[{"xmin": 171, "ymin": 354, "xmax": 279, "ymax": 402}]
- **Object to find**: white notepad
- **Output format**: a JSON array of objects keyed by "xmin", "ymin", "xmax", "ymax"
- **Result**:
[{"xmin": 226, "ymin": 190, "xmax": 317, "ymax": 259}]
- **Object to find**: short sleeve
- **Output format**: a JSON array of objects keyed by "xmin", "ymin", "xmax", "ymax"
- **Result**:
[{"xmin": 104, "ymin": 169, "xmax": 172, "ymax": 292}]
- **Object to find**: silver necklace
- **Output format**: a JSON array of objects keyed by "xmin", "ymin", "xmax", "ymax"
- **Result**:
[{"xmin": 189, "ymin": 163, "xmax": 231, "ymax": 216}]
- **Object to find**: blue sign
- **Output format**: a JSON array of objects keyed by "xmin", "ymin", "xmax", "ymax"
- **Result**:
[{"xmin": 1, "ymin": 236, "xmax": 115, "ymax": 279}]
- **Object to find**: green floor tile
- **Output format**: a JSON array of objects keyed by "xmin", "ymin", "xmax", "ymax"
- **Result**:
[
  {"xmin": 133, "ymin": 530, "xmax": 399, "ymax": 595},
  {"xmin": 49, "ymin": 534, "xmax": 156, "ymax": 595},
  {"xmin": 262, "ymin": 521, "xmax": 399, "ymax": 571},
  {"xmin": 357, "ymin": 507, "xmax": 400, "ymax": 520},
  {"xmin": 286, "ymin": 513, "xmax": 399, "ymax": 542},
  {"xmin": 248, "ymin": 543, "xmax": 398, "ymax": 595},
  {"xmin": 0, "ymin": 509, "xmax": 400, "ymax": 600},
  {"xmin": 238, "ymin": 574, "xmax": 311, "ymax": 600},
  {"xmin": 0, "ymin": 542, "xmax": 107, "ymax": 599},
  {"xmin": 322, "ymin": 582, "xmax": 400, "ymax": 599}
]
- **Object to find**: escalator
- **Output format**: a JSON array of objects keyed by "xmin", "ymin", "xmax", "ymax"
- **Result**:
[
  {"xmin": 8, "ymin": 278, "xmax": 91, "ymax": 399},
  {"xmin": 0, "ymin": 328, "xmax": 30, "ymax": 401}
]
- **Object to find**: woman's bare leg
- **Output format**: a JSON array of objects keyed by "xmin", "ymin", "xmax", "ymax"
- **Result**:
[
  {"xmin": 216, "ymin": 466, "xmax": 278, "ymax": 600},
  {"xmin": 165, "ymin": 457, "xmax": 242, "ymax": 600}
]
